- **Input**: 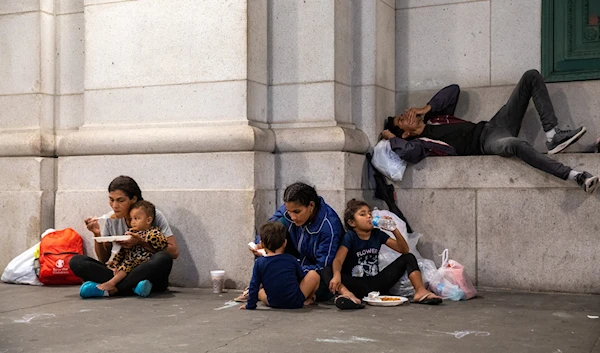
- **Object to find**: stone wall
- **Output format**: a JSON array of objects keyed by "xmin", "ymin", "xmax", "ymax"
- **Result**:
[
  {"xmin": 394, "ymin": 0, "xmax": 598, "ymax": 152},
  {"xmin": 1, "ymin": 0, "xmax": 598, "ymax": 294},
  {"xmin": 0, "ymin": 0, "xmax": 391, "ymax": 288},
  {"xmin": 394, "ymin": 0, "xmax": 600, "ymax": 294}
]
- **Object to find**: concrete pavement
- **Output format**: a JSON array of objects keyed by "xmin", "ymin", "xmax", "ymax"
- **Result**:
[{"xmin": 0, "ymin": 283, "xmax": 599, "ymax": 353}]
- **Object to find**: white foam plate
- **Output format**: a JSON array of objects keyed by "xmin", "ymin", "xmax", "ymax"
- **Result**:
[
  {"xmin": 362, "ymin": 295, "xmax": 408, "ymax": 306},
  {"xmin": 94, "ymin": 236, "xmax": 131, "ymax": 243}
]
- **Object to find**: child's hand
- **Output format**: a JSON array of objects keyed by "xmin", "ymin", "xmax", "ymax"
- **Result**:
[
  {"xmin": 117, "ymin": 231, "xmax": 141, "ymax": 248},
  {"xmin": 239, "ymin": 305, "xmax": 246, "ymax": 310},
  {"xmin": 248, "ymin": 242, "xmax": 265, "ymax": 257},
  {"xmin": 329, "ymin": 276, "xmax": 341, "ymax": 294}
]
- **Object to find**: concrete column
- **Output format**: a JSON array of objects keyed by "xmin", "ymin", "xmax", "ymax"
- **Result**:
[
  {"xmin": 268, "ymin": 0, "xmax": 368, "ymax": 153},
  {"xmin": 352, "ymin": 0, "xmax": 395, "ymax": 146},
  {"xmin": 0, "ymin": 2, "xmax": 57, "ymax": 271},
  {"xmin": 55, "ymin": 0, "xmax": 85, "ymax": 140},
  {"xmin": 59, "ymin": 0, "xmax": 272, "ymax": 155},
  {"xmin": 0, "ymin": 1, "xmax": 55, "ymax": 156},
  {"xmin": 0, "ymin": 157, "xmax": 55, "ymax": 271},
  {"xmin": 268, "ymin": 0, "xmax": 377, "ymax": 216},
  {"xmin": 53, "ymin": 0, "xmax": 275, "ymax": 288}
]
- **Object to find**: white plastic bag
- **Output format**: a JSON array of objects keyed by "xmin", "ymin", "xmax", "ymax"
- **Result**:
[
  {"xmin": 371, "ymin": 139, "xmax": 407, "ymax": 182},
  {"xmin": 388, "ymin": 258, "xmax": 437, "ymax": 296},
  {"xmin": 1, "ymin": 243, "xmax": 43, "ymax": 285},
  {"xmin": 428, "ymin": 249, "xmax": 477, "ymax": 301},
  {"xmin": 1, "ymin": 228, "xmax": 54, "ymax": 286}
]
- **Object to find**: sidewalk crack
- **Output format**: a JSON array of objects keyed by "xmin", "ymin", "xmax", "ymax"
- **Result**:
[
  {"xmin": 204, "ymin": 320, "xmax": 268, "ymax": 353},
  {"xmin": 0, "ymin": 299, "xmax": 72, "ymax": 314}
]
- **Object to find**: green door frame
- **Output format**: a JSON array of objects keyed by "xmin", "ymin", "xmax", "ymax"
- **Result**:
[{"xmin": 542, "ymin": 0, "xmax": 600, "ymax": 82}]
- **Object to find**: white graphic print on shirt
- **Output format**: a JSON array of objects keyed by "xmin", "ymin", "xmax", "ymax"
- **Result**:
[{"xmin": 351, "ymin": 248, "xmax": 379, "ymax": 277}]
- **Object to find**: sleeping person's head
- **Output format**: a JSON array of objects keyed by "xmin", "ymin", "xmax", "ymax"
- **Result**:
[{"xmin": 384, "ymin": 113, "xmax": 424, "ymax": 139}]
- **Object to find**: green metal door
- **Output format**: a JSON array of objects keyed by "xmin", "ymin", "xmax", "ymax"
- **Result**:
[{"xmin": 542, "ymin": 0, "xmax": 600, "ymax": 82}]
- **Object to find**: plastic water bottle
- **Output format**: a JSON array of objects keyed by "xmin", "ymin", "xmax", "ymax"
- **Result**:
[
  {"xmin": 372, "ymin": 209, "xmax": 396, "ymax": 231},
  {"xmin": 436, "ymin": 282, "xmax": 465, "ymax": 301},
  {"xmin": 372, "ymin": 216, "xmax": 396, "ymax": 231}
]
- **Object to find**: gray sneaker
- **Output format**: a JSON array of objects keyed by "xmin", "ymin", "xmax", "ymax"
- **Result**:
[
  {"xmin": 575, "ymin": 171, "xmax": 599, "ymax": 194},
  {"xmin": 546, "ymin": 127, "xmax": 587, "ymax": 154}
]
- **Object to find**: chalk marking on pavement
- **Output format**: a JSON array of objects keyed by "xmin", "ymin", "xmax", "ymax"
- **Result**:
[
  {"xmin": 79, "ymin": 309, "xmax": 92, "ymax": 312},
  {"xmin": 587, "ymin": 315, "xmax": 599, "ymax": 319},
  {"xmin": 13, "ymin": 313, "xmax": 55, "ymax": 324},
  {"xmin": 552, "ymin": 312, "xmax": 573, "ymax": 318},
  {"xmin": 214, "ymin": 300, "xmax": 238, "ymax": 310},
  {"xmin": 316, "ymin": 336, "xmax": 377, "ymax": 344},
  {"xmin": 428, "ymin": 330, "xmax": 490, "ymax": 339}
]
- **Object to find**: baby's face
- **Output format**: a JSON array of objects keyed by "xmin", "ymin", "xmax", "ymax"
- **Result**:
[{"xmin": 129, "ymin": 208, "xmax": 153, "ymax": 231}]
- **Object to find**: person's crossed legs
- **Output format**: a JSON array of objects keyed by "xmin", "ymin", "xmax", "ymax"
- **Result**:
[
  {"xmin": 481, "ymin": 69, "xmax": 598, "ymax": 193},
  {"xmin": 70, "ymin": 251, "xmax": 173, "ymax": 297},
  {"xmin": 258, "ymin": 270, "xmax": 321, "ymax": 308}
]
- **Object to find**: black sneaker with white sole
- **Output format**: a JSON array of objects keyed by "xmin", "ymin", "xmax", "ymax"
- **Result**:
[
  {"xmin": 546, "ymin": 127, "xmax": 587, "ymax": 154},
  {"xmin": 575, "ymin": 171, "xmax": 599, "ymax": 194}
]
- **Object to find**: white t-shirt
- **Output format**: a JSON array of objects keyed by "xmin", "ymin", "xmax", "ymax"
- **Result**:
[{"xmin": 101, "ymin": 209, "xmax": 173, "ymax": 237}]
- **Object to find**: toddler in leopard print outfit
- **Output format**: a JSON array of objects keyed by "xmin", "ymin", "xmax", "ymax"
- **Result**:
[{"xmin": 100, "ymin": 200, "xmax": 168, "ymax": 292}]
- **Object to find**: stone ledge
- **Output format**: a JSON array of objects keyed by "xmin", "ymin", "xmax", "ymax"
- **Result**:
[
  {"xmin": 0, "ymin": 130, "xmax": 55, "ymax": 157},
  {"xmin": 273, "ymin": 126, "xmax": 369, "ymax": 153},
  {"xmin": 394, "ymin": 154, "xmax": 600, "ymax": 190},
  {"xmin": 57, "ymin": 125, "xmax": 276, "ymax": 155}
]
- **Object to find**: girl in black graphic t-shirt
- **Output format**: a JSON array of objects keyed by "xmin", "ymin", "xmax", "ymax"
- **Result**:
[{"xmin": 322, "ymin": 199, "xmax": 442, "ymax": 307}]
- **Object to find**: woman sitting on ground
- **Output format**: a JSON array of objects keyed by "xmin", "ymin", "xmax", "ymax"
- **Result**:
[
  {"xmin": 70, "ymin": 175, "xmax": 178, "ymax": 297},
  {"xmin": 322, "ymin": 199, "xmax": 442, "ymax": 308},
  {"xmin": 240, "ymin": 182, "xmax": 344, "ymax": 302}
]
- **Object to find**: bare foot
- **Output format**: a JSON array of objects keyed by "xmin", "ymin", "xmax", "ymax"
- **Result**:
[
  {"xmin": 303, "ymin": 295, "xmax": 316, "ymax": 306},
  {"xmin": 413, "ymin": 287, "xmax": 441, "ymax": 302},
  {"xmin": 97, "ymin": 282, "xmax": 116, "ymax": 292}
]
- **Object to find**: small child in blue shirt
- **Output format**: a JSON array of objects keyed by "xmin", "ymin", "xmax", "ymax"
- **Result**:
[{"xmin": 242, "ymin": 222, "xmax": 321, "ymax": 310}]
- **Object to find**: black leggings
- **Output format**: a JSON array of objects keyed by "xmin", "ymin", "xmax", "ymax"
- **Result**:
[
  {"xmin": 322, "ymin": 253, "xmax": 420, "ymax": 299},
  {"xmin": 69, "ymin": 251, "xmax": 173, "ymax": 296}
]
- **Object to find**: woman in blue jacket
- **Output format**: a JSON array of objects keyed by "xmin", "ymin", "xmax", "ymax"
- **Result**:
[
  {"xmin": 240, "ymin": 182, "xmax": 344, "ymax": 302},
  {"xmin": 272, "ymin": 182, "xmax": 344, "ymax": 275}
]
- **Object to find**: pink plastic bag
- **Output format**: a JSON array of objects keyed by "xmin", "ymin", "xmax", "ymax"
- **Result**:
[{"xmin": 430, "ymin": 249, "xmax": 477, "ymax": 300}]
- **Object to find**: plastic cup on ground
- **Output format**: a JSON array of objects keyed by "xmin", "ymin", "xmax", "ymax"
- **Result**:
[{"xmin": 210, "ymin": 270, "xmax": 225, "ymax": 293}]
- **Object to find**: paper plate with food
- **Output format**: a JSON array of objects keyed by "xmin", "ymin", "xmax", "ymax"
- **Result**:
[{"xmin": 362, "ymin": 291, "xmax": 408, "ymax": 306}]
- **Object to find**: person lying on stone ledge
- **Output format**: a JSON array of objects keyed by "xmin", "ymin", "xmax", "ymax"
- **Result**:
[{"xmin": 382, "ymin": 69, "xmax": 599, "ymax": 194}]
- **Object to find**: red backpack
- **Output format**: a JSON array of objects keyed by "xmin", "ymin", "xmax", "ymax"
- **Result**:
[{"xmin": 38, "ymin": 228, "xmax": 83, "ymax": 285}]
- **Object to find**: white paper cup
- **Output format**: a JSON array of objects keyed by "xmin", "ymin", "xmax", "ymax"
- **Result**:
[{"xmin": 210, "ymin": 270, "xmax": 225, "ymax": 293}]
